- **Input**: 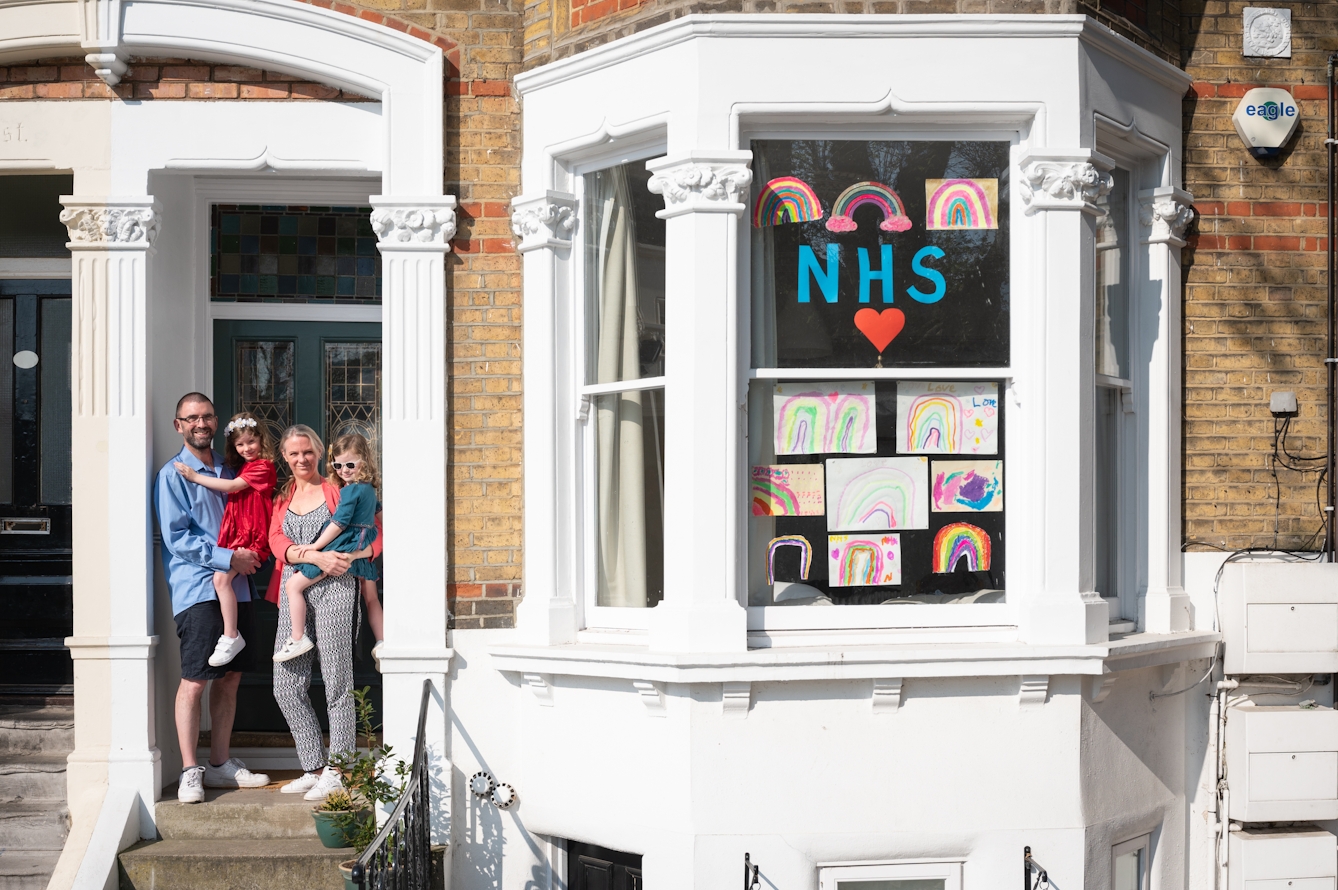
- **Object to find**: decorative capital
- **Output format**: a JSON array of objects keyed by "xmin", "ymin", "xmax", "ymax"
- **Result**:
[
  {"xmin": 646, "ymin": 152, "xmax": 753, "ymax": 219},
  {"xmin": 59, "ymin": 199, "xmax": 158, "ymax": 247},
  {"xmin": 1138, "ymin": 186, "xmax": 1195, "ymax": 247},
  {"xmin": 510, "ymin": 191, "xmax": 577, "ymax": 254},
  {"xmin": 1017, "ymin": 153, "xmax": 1113, "ymax": 215},
  {"xmin": 369, "ymin": 197, "xmax": 458, "ymax": 250}
]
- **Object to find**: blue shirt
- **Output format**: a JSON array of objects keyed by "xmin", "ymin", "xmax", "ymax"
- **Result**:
[{"xmin": 154, "ymin": 445, "xmax": 252, "ymax": 616}]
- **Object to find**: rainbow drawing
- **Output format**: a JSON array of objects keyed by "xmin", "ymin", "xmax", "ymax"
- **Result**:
[
  {"xmin": 825, "ymin": 456, "xmax": 929, "ymax": 532},
  {"xmin": 828, "ymin": 534, "xmax": 902, "ymax": 587},
  {"xmin": 767, "ymin": 534, "xmax": 813, "ymax": 585},
  {"xmin": 896, "ymin": 381, "xmax": 999, "ymax": 455},
  {"xmin": 825, "ymin": 181, "xmax": 913, "ymax": 233},
  {"xmin": 925, "ymin": 178, "xmax": 999, "ymax": 230},
  {"xmin": 932, "ymin": 522, "xmax": 992, "ymax": 573},
  {"xmin": 932, "ymin": 460, "xmax": 1003, "ymax": 513},
  {"xmin": 753, "ymin": 177, "xmax": 823, "ymax": 228},
  {"xmin": 773, "ymin": 382, "xmax": 876, "ymax": 455},
  {"xmin": 751, "ymin": 465, "xmax": 825, "ymax": 517}
]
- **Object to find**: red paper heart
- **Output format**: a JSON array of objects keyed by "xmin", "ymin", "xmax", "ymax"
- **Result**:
[{"xmin": 854, "ymin": 308, "xmax": 906, "ymax": 353}]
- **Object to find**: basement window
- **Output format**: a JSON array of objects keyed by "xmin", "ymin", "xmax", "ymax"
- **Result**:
[{"xmin": 819, "ymin": 860, "xmax": 964, "ymax": 890}]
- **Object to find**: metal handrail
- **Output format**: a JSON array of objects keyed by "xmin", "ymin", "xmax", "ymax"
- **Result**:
[{"xmin": 352, "ymin": 678, "xmax": 433, "ymax": 889}]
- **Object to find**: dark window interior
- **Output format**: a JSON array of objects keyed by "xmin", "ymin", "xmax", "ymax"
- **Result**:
[
  {"xmin": 0, "ymin": 175, "xmax": 74, "ymax": 257},
  {"xmin": 1101, "ymin": 0, "xmax": 1147, "ymax": 28}
]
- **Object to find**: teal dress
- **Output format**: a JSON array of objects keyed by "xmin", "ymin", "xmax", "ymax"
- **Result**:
[{"xmin": 297, "ymin": 483, "xmax": 379, "ymax": 580}]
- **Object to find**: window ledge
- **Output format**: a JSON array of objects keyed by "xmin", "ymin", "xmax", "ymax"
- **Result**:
[{"xmin": 488, "ymin": 630, "xmax": 1220, "ymax": 684}]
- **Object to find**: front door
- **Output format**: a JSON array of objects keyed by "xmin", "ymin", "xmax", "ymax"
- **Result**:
[
  {"xmin": 213, "ymin": 319, "xmax": 382, "ymax": 732},
  {"xmin": 0, "ymin": 281, "xmax": 73, "ymax": 696}
]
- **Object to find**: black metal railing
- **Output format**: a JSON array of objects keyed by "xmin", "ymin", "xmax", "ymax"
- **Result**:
[{"xmin": 353, "ymin": 679, "xmax": 434, "ymax": 890}]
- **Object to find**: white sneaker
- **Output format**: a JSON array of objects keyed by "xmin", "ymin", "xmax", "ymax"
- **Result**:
[
  {"xmin": 303, "ymin": 766, "xmax": 344, "ymax": 802},
  {"xmin": 178, "ymin": 766, "xmax": 205, "ymax": 803},
  {"xmin": 274, "ymin": 634, "xmax": 315, "ymax": 663},
  {"xmin": 281, "ymin": 771, "xmax": 321, "ymax": 794},
  {"xmin": 371, "ymin": 640, "xmax": 384, "ymax": 673},
  {"xmin": 203, "ymin": 757, "xmax": 270, "ymax": 789},
  {"xmin": 207, "ymin": 634, "xmax": 246, "ymax": 667}
]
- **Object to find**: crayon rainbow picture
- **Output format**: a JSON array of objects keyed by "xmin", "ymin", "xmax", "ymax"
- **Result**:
[
  {"xmin": 767, "ymin": 534, "xmax": 813, "ymax": 585},
  {"xmin": 932, "ymin": 460, "xmax": 1003, "ymax": 513},
  {"xmin": 774, "ymin": 382, "xmax": 877, "ymax": 455},
  {"xmin": 932, "ymin": 522, "xmax": 992, "ymax": 573},
  {"xmin": 896, "ymin": 382, "xmax": 999, "ymax": 455},
  {"xmin": 825, "ymin": 456, "xmax": 929, "ymax": 531},
  {"xmin": 925, "ymin": 178, "xmax": 998, "ymax": 230},
  {"xmin": 753, "ymin": 177, "xmax": 823, "ymax": 228},
  {"xmin": 751, "ymin": 465, "xmax": 825, "ymax": 517},
  {"xmin": 825, "ymin": 181, "xmax": 913, "ymax": 233},
  {"xmin": 828, "ymin": 534, "xmax": 902, "ymax": 587}
]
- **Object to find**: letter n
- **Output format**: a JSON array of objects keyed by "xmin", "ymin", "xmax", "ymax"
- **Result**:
[{"xmin": 798, "ymin": 244, "xmax": 840, "ymax": 303}]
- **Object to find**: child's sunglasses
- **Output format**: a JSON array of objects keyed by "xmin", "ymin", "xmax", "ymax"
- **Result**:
[{"xmin": 332, "ymin": 460, "xmax": 360, "ymax": 470}]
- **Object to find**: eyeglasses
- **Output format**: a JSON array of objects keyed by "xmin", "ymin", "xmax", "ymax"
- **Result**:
[
  {"xmin": 176, "ymin": 414, "xmax": 218, "ymax": 426},
  {"xmin": 332, "ymin": 461, "xmax": 360, "ymax": 470}
]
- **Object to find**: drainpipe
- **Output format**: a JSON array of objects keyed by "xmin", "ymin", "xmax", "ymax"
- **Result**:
[
  {"xmin": 1328, "ymin": 53, "xmax": 1337, "ymax": 559},
  {"xmin": 1216, "ymin": 679, "xmax": 1238, "ymax": 890}
]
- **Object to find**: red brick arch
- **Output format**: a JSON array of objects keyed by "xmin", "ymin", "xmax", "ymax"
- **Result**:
[{"xmin": 296, "ymin": 0, "xmax": 461, "ymax": 76}]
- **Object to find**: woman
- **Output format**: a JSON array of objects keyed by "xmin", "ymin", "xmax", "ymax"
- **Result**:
[{"xmin": 267, "ymin": 424, "xmax": 380, "ymax": 801}]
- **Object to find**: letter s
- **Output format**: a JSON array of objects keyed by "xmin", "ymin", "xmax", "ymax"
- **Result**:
[{"xmin": 907, "ymin": 246, "xmax": 946, "ymax": 304}]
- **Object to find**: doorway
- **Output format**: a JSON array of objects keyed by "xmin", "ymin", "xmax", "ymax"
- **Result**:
[
  {"xmin": 567, "ymin": 842, "xmax": 644, "ymax": 890},
  {"xmin": 0, "ymin": 280, "xmax": 73, "ymax": 695},
  {"xmin": 213, "ymin": 318, "xmax": 382, "ymax": 732}
]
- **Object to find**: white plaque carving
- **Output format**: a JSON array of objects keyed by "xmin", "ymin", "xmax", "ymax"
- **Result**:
[{"xmin": 1243, "ymin": 7, "xmax": 1291, "ymax": 58}]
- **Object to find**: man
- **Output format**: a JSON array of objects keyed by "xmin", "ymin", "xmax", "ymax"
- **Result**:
[{"xmin": 153, "ymin": 393, "xmax": 270, "ymax": 803}]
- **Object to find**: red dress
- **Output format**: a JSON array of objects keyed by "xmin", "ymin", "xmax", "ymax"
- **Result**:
[{"xmin": 217, "ymin": 459, "xmax": 277, "ymax": 562}]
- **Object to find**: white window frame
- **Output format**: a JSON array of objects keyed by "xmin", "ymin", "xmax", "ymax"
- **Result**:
[
  {"xmin": 741, "ymin": 122, "xmax": 1023, "ymax": 639},
  {"xmin": 568, "ymin": 142, "xmax": 669, "ymax": 633},
  {"xmin": 818, "ymin": 858, "xmax": 964, "ymax": 890},
  {"xmin": 1112, "ymin": 834, "xmax": 1151, "ymax": 890}
]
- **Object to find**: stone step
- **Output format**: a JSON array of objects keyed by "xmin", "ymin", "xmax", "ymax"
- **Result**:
[
  {"xmin": 118, "ymin": 838, "xmax": 351, "ymax": 890},
  {"xmin": 0, "ymin": 706, "xmax": 74, "ymax": 756},
  {"xmin": 0, "ymin": 802, "xmax": 69, "ymax": 850},
  {"xmin": 0, "ymin": 753, "xmax": 67, "ymax": 802},
  {"xmin": 0, "ymin": 851, "xmax": 62, "ymax": 890},
  {"xmin": 155, "ymin": 783, "xmax": 321, "ymax": 840}
]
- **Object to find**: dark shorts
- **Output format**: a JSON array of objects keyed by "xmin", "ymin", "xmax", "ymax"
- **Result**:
[{"xmin": 174, "ymin": 598, "xmax": 257, "ymax": 681}]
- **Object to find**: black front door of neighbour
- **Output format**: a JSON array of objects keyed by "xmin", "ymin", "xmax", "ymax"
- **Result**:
[
  {"xmin": 568, "ymin": 842, "xmax": 644, "ymax": 890},
  {"xmin": 0, "ymin": 280, "xmax": 73, "ymax": 696}
]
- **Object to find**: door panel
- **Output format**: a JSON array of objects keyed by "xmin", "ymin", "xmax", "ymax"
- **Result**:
[
  {"xmin": 568, "ymin": 842, "xmax": 643, "ymax": 890},
  {"xmin": 213, "ymin": 319, "xmax": 382, "ymax": 732},
  {"xmin": 0, "ymin": 281, "xmax": 73, "ymax": 696}
]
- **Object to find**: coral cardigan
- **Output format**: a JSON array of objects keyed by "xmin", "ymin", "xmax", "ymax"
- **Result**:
[{"xmin": 265, "ymin": 480, "xmax": 384, "ymax": 604}]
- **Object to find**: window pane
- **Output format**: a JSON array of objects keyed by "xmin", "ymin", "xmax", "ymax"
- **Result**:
[
  {"xmin": 0, "ymin": 176, "xmax": 73, "ymax": 258},
  {"xmin": 750, "ymin": 140, "xmax": 1010, "ymax": 369},
  {"xmin": 211, "ymin": 205, "xmax": 381, "ymax": 304},
  {"xmin": 40, "ymin": 298, "xmax": 71, "ymax": 504},
  {"xmin": 0, "ymin": 298, "xmax": 12, "ymax": 503},
  {"xmin": 1095, "ymin": 385, "xmax": 1120, "ymax": 599},
  {"xmin": 1114, "ymin": 849, "xmax": 1144, "ymax": 890},
  {"xmin": 235, "ymin": 340, "xmax": 295, "ymax": 452},
  {"xmin": 837, "ymin": 881, "xmax": 946, "ymax": 890},
  {"xmin": 325, "ymin": 341, "xmax": 382, "ymax": 465},
  {"xmin": 592, "ymin": 387, "xmax": 664, "ymax": 608},
  {"xmin": 1096, "ymin": 168, "xmax": 1130, "ymax": 378},
  {"xmin": 584, "ymin": 163, "xmax": 666, "ymax": 385}
]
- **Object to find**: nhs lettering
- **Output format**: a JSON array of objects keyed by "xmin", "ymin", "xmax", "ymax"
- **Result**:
[{"xmin": 797, "ymin": 244, "xmax": 947, "ymax": 305}]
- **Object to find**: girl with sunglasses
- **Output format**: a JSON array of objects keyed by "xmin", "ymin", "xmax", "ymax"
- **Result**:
[{"xmin": 274, "ymin": 433, "xmax": 381, "ymax": 663}]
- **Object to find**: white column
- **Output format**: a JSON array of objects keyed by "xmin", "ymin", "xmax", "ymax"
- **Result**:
[
  {"xmin": 1139, "ymin": 187, "xmax": 1194, "ymax": 633},
  {"xmin": 511, "ymin": 192, "xmax": 579, "ymax": 645},
  {"xmin": 58, "ymin": 197, "xmax": 161, "ymax": 839},
  {"xmin": 646, "ymin": 153, "xmax": 752, "ymax": 653},
  {"xmin": 369, "ymin": 197, "xmax": 456, "ymax": 842},
  {"xmin": 1016, "ymin": 156, "xmax": 1113, "ymax": 645}
]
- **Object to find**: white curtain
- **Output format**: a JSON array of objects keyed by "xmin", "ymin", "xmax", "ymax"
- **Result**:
[{"xmin": 590, "ymin": 168, "xmax": 649, "ymax": 608}]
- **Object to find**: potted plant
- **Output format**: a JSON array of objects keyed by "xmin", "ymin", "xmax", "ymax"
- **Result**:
[
  {"xmin": 311, "ymin": 789, "xmax": 370, "ymax": 849},
  {"xmin": 330, "ymin": 688, "xmax": 411, "ymax": 890}
]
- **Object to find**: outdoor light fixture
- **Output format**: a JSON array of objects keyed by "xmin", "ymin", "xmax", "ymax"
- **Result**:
[
  {"xmin": 1271, "ymin": 391, "xmax": 1299, "ymax": 418},
  {"xmin": 491, "ymin": 783, "xmax": 518, "ymax": 809},
  {"xmin": 469, "ymin": 771, "xmax": 495, "ymax": 799}
]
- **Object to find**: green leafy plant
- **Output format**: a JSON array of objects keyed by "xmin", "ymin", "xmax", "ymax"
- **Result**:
[
  {"xmin": 318, "ymin": 788, "xmax": 356, "ymax": 812},
  {"xmin": 326, "ymin": 687, "xmax": 410, "ymax": 854}
]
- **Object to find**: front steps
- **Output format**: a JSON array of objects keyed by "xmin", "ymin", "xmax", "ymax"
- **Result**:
[
  {"xmin": 119, "ymin": 778, "xmax": 351, "ymax": 890},
  {"xmin": 0, "ymin": 701, "xmax": 73, "ymax": 890}
]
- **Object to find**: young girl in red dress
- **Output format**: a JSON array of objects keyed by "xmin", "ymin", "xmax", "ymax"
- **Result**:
[{"xmin": 175, "ymin": 413, "xmax": 277, "ymax": 667}]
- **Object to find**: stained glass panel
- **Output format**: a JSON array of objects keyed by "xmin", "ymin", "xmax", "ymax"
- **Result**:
[
  {"xmin": 325, "ymin": 342, "xmax": 381, "ymax": 463},
  {"xmin": 235, "ymin": 340, "xmax": 295, "ymax": 454}
]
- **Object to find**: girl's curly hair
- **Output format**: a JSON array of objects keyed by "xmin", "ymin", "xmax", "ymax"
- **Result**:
[
  {"xmin": 221, "ymin": 412, "xmax": 275, "ymax": 471},
  {"xmin": 326, "ymin": 432, "xmax": 380, "ymax": 491}
]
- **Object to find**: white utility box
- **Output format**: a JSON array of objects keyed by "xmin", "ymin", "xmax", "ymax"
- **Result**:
[
  {"xmin": 1228, "ymin": 827, "xmax": 1336, "ymax": 890},
  {"xmin": 1220, "ymin": 562, "xmax": 1338, "ymax": 674},
  {"xmin": 1226, "ymin": 705, "xmax": 1338, "ymax": 822}
]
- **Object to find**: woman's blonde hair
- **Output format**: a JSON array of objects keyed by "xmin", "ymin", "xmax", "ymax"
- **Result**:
[
  {"xmin": 221, "ymin": 412, "xmax": 275, "ymax": 471},
  {"xmin": 276, "ymin": 424, "xmax": 325, "ymax": 500},
  {"xmin": 326, "ymin": 432, "xmax": 380, "ymax": 491}
]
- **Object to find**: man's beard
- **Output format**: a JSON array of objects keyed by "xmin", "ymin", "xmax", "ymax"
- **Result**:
[{"xmin": 186, "ymin": 430, "xmax": 213, "ymax": 449}]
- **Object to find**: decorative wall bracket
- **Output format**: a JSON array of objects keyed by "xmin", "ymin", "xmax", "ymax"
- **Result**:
[
  {"xmin": 871, "ymin": 678, "xmax": 904, "ymax": 715},
  {"xmin": 370, "ymin": 198, "xmax": 458, "ymax": 248},
  {"xmin": 647, "ymin": 152, "xmax": 753, "ymax": 219},
  {"xmin": 77, "ymin": 0, "xmax": 129, "ymax": 85},
  {"xmin": 59, "ymin": 199, "xmax": 159, "ymax": 247},
  {"xmin": 522, "ymin": 672, "xmax": 554, "ymax": 706},
  {"xmin": 632, "ymin": 680, "xmax": 666, "ymax": 717},
  {"xmin": 1017, "ymin": 152, "xmax": 1114, "ymax": 216},
  {"xmin": 1138, "ymin": 186, "xmax": 1195, "ymax": 247},
  {"xmin": 1086, "ymin": 671, "xmax": 1118, "ymax": 704},
  {"xmin": 721, "ymin": 681, "xmax": 751, "ymax": 718},
  {"xmin": 1019, "ymin": 675, "xmax": 1050, "ymax": 708},
  {"xmin": 511, "ymin": 191, "xmax": 577, "ymax": 253}
]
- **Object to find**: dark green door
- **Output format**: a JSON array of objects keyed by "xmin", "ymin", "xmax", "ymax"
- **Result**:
[
  {"xmin": 0, "ymin": 281, "xmax": 73, "ymax": 696},
  {"xmin": 213, "ymin": 319, "xmax": 382, "ymax": 733}
]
